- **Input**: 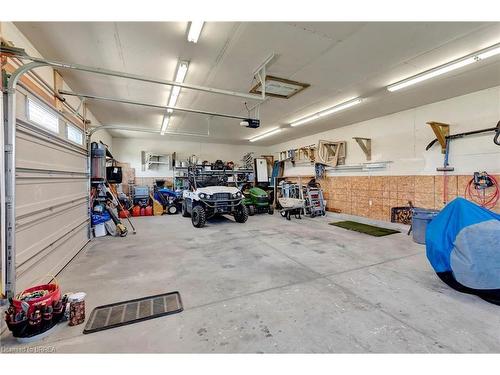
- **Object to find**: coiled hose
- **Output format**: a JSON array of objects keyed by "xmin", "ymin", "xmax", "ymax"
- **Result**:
[{"xmin": 465, "ymin": 173, "xmax": 499, "ymax": 209}]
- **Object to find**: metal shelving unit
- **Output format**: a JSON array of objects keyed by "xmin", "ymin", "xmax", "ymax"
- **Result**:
[
  {"xmin": 173, "ymin": 165, "xmax": 190, "ymax": 191},
  {"xmin": 142, "ymin": 152, "xmax": 170, "ymax": 171}
]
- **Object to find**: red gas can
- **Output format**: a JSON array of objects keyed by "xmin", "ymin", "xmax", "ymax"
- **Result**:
[
  {"xmin": 140, "ymin": 207, "xmax": 146, "ymax": 216},
  {"xmin": 119, "ymin": 209, "xmax": 130, "ymax": 219},
  {"xmin": 144, "ymin": 206, "xmax": 153, "ymax": 216},
  {"xmin": 131, "ymin": 206, "xmax": 141, "ymax": 217}
]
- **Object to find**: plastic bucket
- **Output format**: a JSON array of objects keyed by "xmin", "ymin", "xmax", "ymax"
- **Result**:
[
  {"xmin": 13, "ymin": 283, "xmax": 61, "ymax": 316},
  {"xmin": 94, "ymin": 223, "xmax": 106, "ymax": 237},
  {"xmin": 412, "ymin": 208, "xmax": 440, "ymax": 244}
]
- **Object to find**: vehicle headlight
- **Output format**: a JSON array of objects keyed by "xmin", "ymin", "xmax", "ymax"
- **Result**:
[
  {"xmin": 199, "ymin": 193, "xmax": 207, "ymax": 199},
  {"xmin": 233, "ymin": 191, "xmax": 242, "ymax": 198}
]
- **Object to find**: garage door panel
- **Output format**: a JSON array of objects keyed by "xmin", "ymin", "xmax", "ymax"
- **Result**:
[
  {"xmin": 16, "ymin": 124, "xmax": 87, "ymax": 173},
  {"xmin": 16, "ymin": 201, "xmax": 88, "ymax": 264},
  {"xmin": 13, "ymin": 91, "xmax": 90, "ymax": 293},
  {"xmin": 16, "ymin": 222, "xmax": 89, "ymax": 293},
  {"xmin": 16, "ymin": 176, "xmax": 88, "ymax": 217}
]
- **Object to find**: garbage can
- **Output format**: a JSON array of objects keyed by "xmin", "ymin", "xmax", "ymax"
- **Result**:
[{"xmin": 412, "ymin": 208, "xmax": 440, "ymax": 244}]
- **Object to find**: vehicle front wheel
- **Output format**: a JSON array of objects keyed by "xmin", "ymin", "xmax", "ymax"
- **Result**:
[
  {"xmin": 168, "ymin": 204, "xmax": 178, "ymax": 215},
  {"xmin": 191, "ymin": 205, "xmax": 206, "ymax": 228},
  {"xmin": 234, "ymin": 204, "xmax": 249, "ymax": 223},
  {"xmin": 181, "ymin": 200, "xmax": 190, "ymax": 217}
]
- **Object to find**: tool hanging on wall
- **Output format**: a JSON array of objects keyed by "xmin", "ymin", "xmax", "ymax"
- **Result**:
[
  {"xmin": 465, "ymin": 172, "xmax": 499, "ymax": 209},
  {"xmin": 426, "ymin": 121, "xmax": 500, "ymax": 173},
  {"xmin": 426, "ymin": 121, "xmax": 500, "ymax": 152},
  {"xmin": 437, "ymin": 138, "xmax": 454, "ymax": 172}
]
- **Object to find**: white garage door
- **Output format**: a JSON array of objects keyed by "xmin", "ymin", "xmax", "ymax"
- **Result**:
[{"xmin": 13, "ymin": 88, "xmax": 89, "ymax": 293}]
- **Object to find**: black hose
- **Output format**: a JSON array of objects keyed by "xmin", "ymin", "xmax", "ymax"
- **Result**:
[
  {"xmin": 494, "ymin": 121, "xmax": 500, "ymax": 146},
  {"xmin": 426, "ymin": 124, "xmax": 500, "ymax": 150}
]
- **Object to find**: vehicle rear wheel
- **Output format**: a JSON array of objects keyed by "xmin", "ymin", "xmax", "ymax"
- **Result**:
[
  {"xmin": 248, "ymin": 205, "xmax": 255, "ymax": 216},
  {"xmin": 191, "ymin": 205, "xmax": 206, "ymax": 228},
  {"xmin": 234, "ymin": 204, "xmax": 249, "ymax": 223},
  {"xmin": 181, "ymin": 200, "xmax": 190, "ymax": 217}
]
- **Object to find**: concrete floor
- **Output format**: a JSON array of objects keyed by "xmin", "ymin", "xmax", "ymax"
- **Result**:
[{"xmin": 2, "ymin": 212, "xmax": 499, "ymax": 353}]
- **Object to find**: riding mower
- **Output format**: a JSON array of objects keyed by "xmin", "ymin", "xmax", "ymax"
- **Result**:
[{"xmin": 242, "ymin": 186, "xmax": 274, "ymax": 215}]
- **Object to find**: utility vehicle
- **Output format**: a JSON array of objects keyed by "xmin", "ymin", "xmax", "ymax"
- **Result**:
[{"xmin": 181, "ymin": 165, "xmax": 248, "ymax": 228}]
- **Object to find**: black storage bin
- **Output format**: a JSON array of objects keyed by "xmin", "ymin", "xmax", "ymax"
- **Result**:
[{"xmin": 106, "ymin": 166, "xmax": 123, "ymax": 184}]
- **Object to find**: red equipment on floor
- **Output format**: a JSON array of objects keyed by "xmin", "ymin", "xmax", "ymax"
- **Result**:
[
  {"xmin": 131, "ymin": 206, "xmax": 141, "ymax": 217},
  {"xmin": 12, "ymin": 283, "xmax": 61, "ymax": 315},
  {"xmin": 119, "ymin": 209, "xmax": 130, "ymax": 219}
]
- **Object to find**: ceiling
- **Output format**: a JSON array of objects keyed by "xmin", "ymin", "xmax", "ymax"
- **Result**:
[{"xmin": 14, "ymin": 22, "xmax": 500, "ymax": 145}]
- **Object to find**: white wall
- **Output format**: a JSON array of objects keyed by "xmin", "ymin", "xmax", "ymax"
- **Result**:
[
  {"xmin": 112, "ymin": 137, "xmax": 269, "ymax": 178},
  {"xmin": 1, "ymin": 22, "xmax": 113, "ymax": 149},
  {"xmin": 271, "ymin": 86, "xmax": 500, "ymax": 177}
]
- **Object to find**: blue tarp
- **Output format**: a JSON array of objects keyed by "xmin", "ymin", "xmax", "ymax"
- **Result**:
[{"xmin": 426, "ymin": 197, "xmax": 500, "ymax": 290}]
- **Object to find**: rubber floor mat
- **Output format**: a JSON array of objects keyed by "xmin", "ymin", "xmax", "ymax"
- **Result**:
[
  {"xmin": 329, "ymin": 221, "xmax": 400, "ymax": 237},
  {"xmin": 83, "ymin": 291, "xmax": 183, "ymax": 334}
]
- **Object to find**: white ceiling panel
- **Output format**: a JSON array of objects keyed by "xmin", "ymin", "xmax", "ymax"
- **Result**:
[{"xmin": 13, "ymin": 21, "xmax": 500, "ymax": 145}]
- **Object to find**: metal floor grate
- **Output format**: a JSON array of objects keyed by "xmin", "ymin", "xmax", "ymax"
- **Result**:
[{"xmin": 83, "ymin": 291, "xmax": 183, "ymax": 334}]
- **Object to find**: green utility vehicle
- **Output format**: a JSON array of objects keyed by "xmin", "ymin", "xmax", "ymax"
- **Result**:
[{"xmin": 242, "ymin": 186, "xmax": 274, "ymax": 216}]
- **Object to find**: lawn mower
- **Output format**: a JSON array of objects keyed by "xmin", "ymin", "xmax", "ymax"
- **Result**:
[
  {"xmin": 242, "ymin": 186, "xmax": 274, "ymax": 215},
  {"xmin": 154, "ymin": 187, "xmax": 183, "ymax": 214}
]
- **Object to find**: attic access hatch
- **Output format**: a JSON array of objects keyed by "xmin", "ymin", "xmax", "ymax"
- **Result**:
[{"xmin": 250, "ymin": 75, "xmax": 309, "ymax": 99}]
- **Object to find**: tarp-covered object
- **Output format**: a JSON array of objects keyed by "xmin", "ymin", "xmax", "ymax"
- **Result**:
[{"xmin": 426, "ymin": 197, "xmax": 500, "ymax": 305}]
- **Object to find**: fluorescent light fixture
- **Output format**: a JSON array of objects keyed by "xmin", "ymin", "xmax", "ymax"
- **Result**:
[
  {"xmin": 477, "ymin": 46, "xmax": 500, "ymax": 60},
  {"xmin": 387, "ymin": 42, "xmax": 500, "ymax": 92},
  {"xmin": 387, "ymin": 58, "xmax": 476, "ymax": 92},
  {"xmin": 160, "ymin": 115, "xmax": 170, "ymax": 135},
  {"xmin": 290, "ymin": 98, "xmax": 363, "ymax": 127},
  {"xmin": 175, "ymin": 61, "xmax": 189, "ymax": 82},
  {"xmin": 249, "ymin": 128, "xmax": 282, "ymax": 142},
  {"xmin": 167, "ymin": 60, "xmax": 189, "ymax": 114},
  {"xmin": 187, "ymin": 21, "xmax": 204, "ymax": 43}
]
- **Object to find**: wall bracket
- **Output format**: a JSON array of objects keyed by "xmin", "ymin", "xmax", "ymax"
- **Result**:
[
  {"xmin": 353, "ymin": 137, "xmax": 372, "ymax": 161},
  {"xmin": 427, "ymin": 121, "xmax": 450, "ymax": 154},
  {"xmin": 316, "ymin": 140, "xmax": 346, "ymax": 167}
]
